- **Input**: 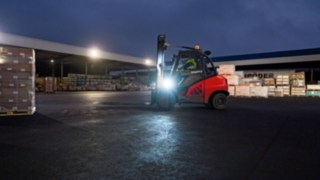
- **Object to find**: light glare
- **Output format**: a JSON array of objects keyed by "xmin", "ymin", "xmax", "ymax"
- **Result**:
[
  {"xmin": 162, "ymin": 78, "xmax": 174, "ymax": 90},
  {"xmin": 89, "ymin": 48, "xmax": 100, "ymax": 59},
  {"xmin": 145, "ymin": 59, "xmax": 152, "ymax": 65},
  {"xmin": 0, "ymin": 58, "xmax": 4, "ymax": 64}
]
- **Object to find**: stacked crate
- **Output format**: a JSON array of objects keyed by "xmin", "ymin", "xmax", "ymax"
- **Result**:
[
  {"xmin": 263, "ymin": 78, "xmax": 276, "ymax": 96},
  {"xmin": 306, "ymin": 85, "xmax": 320, "ymax": 97},
  {"xmin": 276, "ymin": 75, "xmax": 290, "ymax": 96},
  {"xmin": 45, "ymin": 77, "xmax": 57, "ymax": 93},
  {"xmin": 217, "ymin": 64, "xmax": 238, "ymax": 96},
  {"xmin": 235, "ymin": 85, "xmax": 250, "ymax": 97},
  {"xmin": 290, "ymin": 72, "xmax": 306, "ymax": 96},
  {"xmin": 0, "ymin": 45, "xmax": 35, "ymax": 115},
  {"xmin": 237, "ymin": 78, "xmax": 268, "ymax": 97},
  {"xmin": 249, "ymin": 86, "xmax": 268, "ymax": 98}
]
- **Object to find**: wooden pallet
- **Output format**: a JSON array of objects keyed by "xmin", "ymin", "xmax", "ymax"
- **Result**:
[{"xmin": 0, "ymin": 109, "xmax": 35, "ymax": 116}]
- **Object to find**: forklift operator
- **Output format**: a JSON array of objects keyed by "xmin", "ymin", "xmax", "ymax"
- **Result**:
[
  {"xmin": 178, "ymin": 57, "xmax": 203, "ymax": 88},
  {"xmin": 182, "ymin": 58, "xmax": 197, "ymax": 70}
]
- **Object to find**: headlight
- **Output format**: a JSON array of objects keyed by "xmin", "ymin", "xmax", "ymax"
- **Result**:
[{"xmin": 162, "ymin": 78, "xmax": 174, "ymax": 90}]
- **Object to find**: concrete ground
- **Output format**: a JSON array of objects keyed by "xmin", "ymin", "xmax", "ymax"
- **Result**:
[{"xmin": 0, "ymin": 91, "xmax": 320, "ymax": 179}]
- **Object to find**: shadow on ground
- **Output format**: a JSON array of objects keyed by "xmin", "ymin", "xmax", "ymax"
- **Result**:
[{"xmin": 0, "ymin": 113, "xmax": 64, "ymax": 129}]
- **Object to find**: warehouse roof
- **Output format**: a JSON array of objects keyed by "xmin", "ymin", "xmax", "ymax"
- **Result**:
[
  {"xmin": 212, "ymin": 47, "xmax": 320, "ymax": 66},
  {"xmin": 0, "ymin": 32, "xmax": 155, "ymax": 66}
]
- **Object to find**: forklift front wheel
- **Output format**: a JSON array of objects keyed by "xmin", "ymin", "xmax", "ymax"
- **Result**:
[
  {"xmin": 211, "ymin": 93, "xmax": 227, "ymax": 110},
  {"xmin": 156, "ymin": 90, "xmax": 176, "ymax": 111}
]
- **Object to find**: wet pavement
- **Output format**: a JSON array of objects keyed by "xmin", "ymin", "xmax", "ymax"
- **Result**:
[{"xmin": 1, "ymin": 91, "xmax": 320, "ymax": 179}]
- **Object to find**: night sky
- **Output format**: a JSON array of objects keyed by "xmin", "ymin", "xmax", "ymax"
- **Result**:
[{"xmin": 0, "ymin": 0, "xmax": 319, "ymax": 61}]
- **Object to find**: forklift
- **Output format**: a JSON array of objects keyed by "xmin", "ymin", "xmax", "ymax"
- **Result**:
[{"xmin": 151, "ymin": 34, "xmax": 229, "ymax": 110}]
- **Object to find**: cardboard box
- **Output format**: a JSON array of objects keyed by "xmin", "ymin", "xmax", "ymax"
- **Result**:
[
  {"xmin": 228, "ymin": 86, "xmax": 235, "ymax": 96},
  {"xmin": 264, "ymin": 78, "xmax": 275, "ymax": 86},
  {"xmin": 223, "ymin": 75, "xmax": 240, "ymax": 85},
  {"xmin": 250, "ymin": 86, "xmax": 268, "ymax": 98},
  {"xmin": 217, "ymin": 64, "xmax": 235, "ymax": 75},
  {"xmin": 307, "ymin": 85, "xmax": 320, "ymax": 90},
  {"xmin": 235, "ymin": 86, "xmax": 250, "ymax": 97},
  {"xmin": 0, "ymin": 45, "xmax": 35, "ymax": 115}
]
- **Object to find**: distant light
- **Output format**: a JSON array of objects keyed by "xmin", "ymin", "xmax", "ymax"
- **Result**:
[
  {"xmin": 88, "ymin": 47, "xmax": 100, "ymax": 59},
  {"xmin": 0, "ymin": 58, "xmax": 4, "ymax": 64},
  {"xmin": 145, "ymin": 59, "xmax": 152, "ymax": 65},
  {"xmin": 50, "ymin": 59, "xmax": 55, "ymax": 64}
]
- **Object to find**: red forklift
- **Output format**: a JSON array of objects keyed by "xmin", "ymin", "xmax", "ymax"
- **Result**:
[{"xmin": 151, "ymin": 35, "xmax": 229, "ymax": 110}]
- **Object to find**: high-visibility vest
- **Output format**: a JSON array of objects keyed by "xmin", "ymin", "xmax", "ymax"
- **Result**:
[{"xmin": 187, "ymin": 58, "xmax": 197, "ymax": 69}]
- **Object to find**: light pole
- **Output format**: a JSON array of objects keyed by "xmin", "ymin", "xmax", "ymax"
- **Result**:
[
  {"xmin": 86, "ymin": 47, "xmax": 100, "ymax": 82},
  {"xmin": 50, "ymin": 59, "xmax": 55, "ymax": 77},
  {"xmin": 60, "ymin": 59, "xmax": 64, "ymax": 79}
]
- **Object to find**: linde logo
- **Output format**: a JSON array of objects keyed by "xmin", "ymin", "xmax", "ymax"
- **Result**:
[{"xmin": 244, "ymin": 73, "xmax": 274, "ymax": 79}]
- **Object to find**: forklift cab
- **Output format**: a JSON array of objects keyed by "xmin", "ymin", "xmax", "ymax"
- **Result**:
[
  {"xmin": 172, "ymin": 50, "xmax": 217, "ymax": 87},
  {"xmin": 170, "ymin": 50, "xmax": 219, "ymax": 103}
]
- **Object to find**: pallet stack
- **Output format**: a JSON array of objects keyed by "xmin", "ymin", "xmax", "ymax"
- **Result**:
[
  {"xmin": 276, "ymin": 75, "xmax": 290, "ymax": 96},
  {"xmin": 217, "ymin": 64, "xmax": 238, "ymax": 96},
  {"xmin": 263, "ymin": 78, "xmax": 276, "ymax": 96},
  {"xmin": 45, "ymin": 77, "xmax": 57, "ymax": 93},
  {"xmin": 235, "ymin": 85, "xmax": 251, "ymax": 97},
  {"xmin": 0, "ymin": 45, "xmax": 35, "ymax": 116},
  {"xmin": 306, "ymin": 85, "xmax": 320, "ymax": 97},
  {"xmin": 249, "ymin": 86, "xmax": 268, "ymax": 98},
  {"xmin": 290, "ymin": 72, "xmax": 306, "ymax": 96}
]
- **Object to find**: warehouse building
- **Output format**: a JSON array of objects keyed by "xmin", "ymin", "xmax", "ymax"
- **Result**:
[
  {"xmin": 1, "ymin": 32, "xmax": 320, "ymax": 115},
  {"xmin": 212, "ymin": 47, "xmax": 320, "ymax": 83}
]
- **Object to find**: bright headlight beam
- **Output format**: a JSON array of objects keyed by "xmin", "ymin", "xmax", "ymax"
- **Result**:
[{"xmin": 162, "ymin": 78, "xmax": 174, "ymax": 90}]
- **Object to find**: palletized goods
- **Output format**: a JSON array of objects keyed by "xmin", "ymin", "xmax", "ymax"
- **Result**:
[
  {"xmin": 290, "ymin": 72, "xmax": 305, "ymax": 88},
  {"xmin": 45, "ymin": 77, "xmax": 57, "ymax": 93},
  {"xmin": 223, "ymin": 75, "xmax": 239, "ymax": 85},
  {"xmin": 249, "ymin": 86, "xmax": 268, "ymax": 98},
  {"xmin": 291, "ymin": 87, "xmax": 306, "ymax": 96},
  {"xmin": 228, "ymin": 86, "xmax": 235, "ymax": 96},
  {"xmin": 306, "ymin": 91, "xmax": 320, "ymax": 97},
  {"xmin": 307, "ymin": 85, "xmax": 320, "ymax": 90},
  {"xmin": 217, "ymin": 64, "xmax": 235, "ymax": 75},
  {"xmin": 0, "ymin": 45, "xmax": 35, "ymax": 115},
  {"xmin": 264, "ymin": 78, "xmax": 275, "ymax": 86},
  {"xmin": 276, "ymin": 75, "xmax": 289, "ymax": 85},
  {"xmin": 235, "ymin": 86, "xmax": 250, "ymax": 97}
]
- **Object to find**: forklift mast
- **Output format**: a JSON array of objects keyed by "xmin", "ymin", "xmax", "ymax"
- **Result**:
[{"xmin": 156, "ymin": 34, "xmax": 167, "ymax": 88}]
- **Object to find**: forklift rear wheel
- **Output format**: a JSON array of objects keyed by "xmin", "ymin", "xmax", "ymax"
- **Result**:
[{"xmin": 211, "ymin": 93, "xmax": 227, "ymax": 110}]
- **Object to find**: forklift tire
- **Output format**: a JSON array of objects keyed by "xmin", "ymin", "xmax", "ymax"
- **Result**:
[
  {"xmin": 211, "ymin": 93, "xmax": 227, "ymax": 110},
  {"xmin": 156, "ymin": 91, "xmax": 175, "ymax": 111}
]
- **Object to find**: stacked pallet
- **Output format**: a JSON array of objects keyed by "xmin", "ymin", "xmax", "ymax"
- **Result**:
[
  {"xmin": 217, "ymin": 64, "xmax": 235, "ymax": 75},
  {"xmin": 262, "ymin": 78, "xmax": 275, "ymax": 96},
  {"xmin": 276, "ymin": 75, "xmax": 290, "ymax": 96},
  {"xmin": 228, "ymin": 86, "xmax": 235, "ymax": 96},
  {"xmin": 0, "ymin": 46, "xmax": 35, "ymax": 116},
  {"xmin": 290, "ymin": 72, "xmax": 306, "ymax": 96},
  {"xmin": 276, "ymin": 75, "xmax": 290, "ymax": 85},
  {"xmin": 45, "ymin": 77, "xmax": 57, "ymax": 93},
  {"xmin": 263, "ymin": 78, "xmax": 275, "ymax": 86},
  {"xmin": 239, "ymin": 78, "xmax": 262, "ymax": 87},
  {"xmin": 249, "ymin": 86, "xmax": 268, "ymax": 98},
  {"xmin": 217, "ymin": 64, "xmax": 238, "ymax": 96},
  {"xmin": 235, "ymin": 86, "xmax": 250, "ymax": 97},
  {"xmin": 306, "ymin": 85, "xmax": 320, "ymax": 97}
]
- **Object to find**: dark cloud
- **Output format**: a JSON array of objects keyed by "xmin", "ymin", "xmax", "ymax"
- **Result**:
[{"xmin": 0, "ymin": 0, "xmax": 319, "ymax": 60}]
